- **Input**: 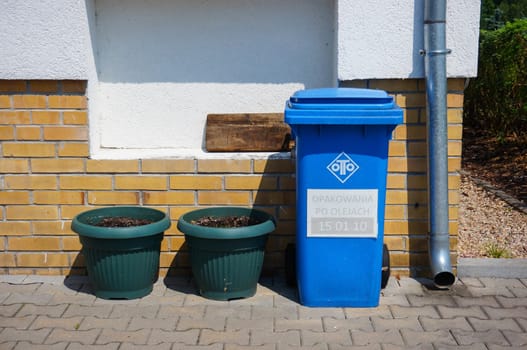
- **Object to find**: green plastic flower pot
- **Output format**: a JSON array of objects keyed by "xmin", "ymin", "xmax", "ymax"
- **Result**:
[
  {"xmin": 71, "ymin": 206, "xmax": 170, "ymax": 300},
  {"xmin": 177, "ymin": 207, "xmax": 276, "ymax": 301}
]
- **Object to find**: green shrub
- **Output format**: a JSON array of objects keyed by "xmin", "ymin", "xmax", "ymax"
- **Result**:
[{"xmin": 464, "ymin": 19, "xmax": 527, "ymax": 137}]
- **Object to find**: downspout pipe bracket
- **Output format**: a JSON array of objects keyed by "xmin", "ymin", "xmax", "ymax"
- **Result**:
[{"xmin": 419, "ymin": 49, "xmax": 452, "ymax": 56}]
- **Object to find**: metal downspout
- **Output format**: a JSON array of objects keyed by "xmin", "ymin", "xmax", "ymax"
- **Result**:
[{"xmin": 423, "ymin": 0, "xmax": 456, "ymax": 288}]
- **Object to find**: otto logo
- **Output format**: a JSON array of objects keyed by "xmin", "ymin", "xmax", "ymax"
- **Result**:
[{"xmin": 327, "ymin": 152, "xmax": 359, "ymax": 183}]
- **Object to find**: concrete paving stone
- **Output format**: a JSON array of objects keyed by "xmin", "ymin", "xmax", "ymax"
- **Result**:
[
  {"xmin": 350, "ymin": 329, "xmax": 404, "ymax": 346},
  {"xmin": 29, "ymin": 315, "xmax": 83, "ymax": 330},
  {"xmin": 92, "ymin": 298, "xmax": 140, "ymax": 306},
  {"xmin": 0, "ymin": 342, "xmax": 16, "ymax": 350},
  {"xmin": 225, "ymin": 344, "xmax": 275, "ymax": 350},
  {"xmin": 399, "ymin": 329, "xmax": 457, "ymax": 347},
  {"xmin": 425, "ymin": 283, "xmax": 472, "ymax": 298},
  {"xmin": 77, "ymin": 284, "xmax": 97, "ymax": 296},
  {"xmin": 148, "ymin": 281, "xmax": 169, "ymax": 296},
  {"xmin": 119, "ymin": 343, "xmax": 172, "ymax": 350},
  {"xmin": 177, "ymin": 316, "xmax": 226, "ymax": 331},
  {"xmin": 468, "ymin": 317, "xmax": 523, "ymax": 332},
  {"xmin": 137, "ymin": 295, "xmax": 186, "ymax": 306},
  {"xmin": 46, "ymin": 293, "xmax": 96, "ymax": 306},
  {"xmin": 109, "ymin": 304, "xmax": 160, "ymax": 318},
  {"xmin": 36, "ymin": 283, "xmax": 79, "ymax": 296},
  {"xmin": 0, "ymin": 276, "xmax": 27, "ymax": 283},
  {"xmin": 127, "ymin": 316, "xmax": 178, "ymax": 331},
  {"xmin": 251, "ymin": 330, "xmax": 301, "ymax": 346},
  {"xmin": 13, "ymin": 342, "xmax": 68, "ymax": 350},
  {"xmin": 78, "ymin": 316, "xmax": 130, "ymax": 331},
  {"xmin": 479, "ymin": 278, "xmax": 526, "ymax": 289},
  {"xmin": 17, "ymin": 304, "xmax": 67, "ymax": 318},
  {"xmin": 157, "ymin": 305, "xmax": 205, "ymax": 319},
  {"xmin": 451, "ymin": 329, "xmax": 510, "ymax": 346},
  {"xmin": 297, "ymin": 307, "xmax": 345, "ymax": 320},
  {"xmin": 509, "ymin": 287, "xmax": 527, "ymax": 298},
  {"xmin": 147, "ymin": 329, "xmax": 199, "ymax": 345},
  {"xmin": 457, "ymin": 277, "xmax": 485, "ymax": 287},
  {"xmin": 66, "ymin": 343, "xmax": 120, "ymax": 350},
  {"xmin": 22, "ymin": 276, "xmax": 64, "ymax": 285},
  {"xmin": 496, "ymin": 296, "xmax": 527, "ymax": 308},
  {"xmin": 227, "ymin": 317, "xmax": 273, "ymax": 331},
  {"xmin": 199, "ymin": 329, "xmax": 250, "ymax": 345},
  {"xmin": 301, "ymin": 329, "xmax": 352, "ymax": 346},
  {"xmin": 273, "ymin": 294, "xmax": 300, "ymax": 308},
  {"xmin": 515, "ymin": 317, "xmax": 527, "ymax": 331},
  {"xmin": 279, "ymin": 344, "xmax": 328, "ymax": 350},
  {"xmin": 487, "ymin": 346, "xmax": 527, "ymax": 350},
  {"xmin": 62, "ymin": 275, "xmax": 88, "ymax": 285},
  {"xmin": 44, "ymin": 328, "xmax": 100, "ymax": 345},
  {"xmin": 406, "ymin": 295, "xmax": 456, "ymax": 307},
  {"xmin": 0, "ymin": 304, "xmax": 22, "ymax": 317},
  {"xmin": 3, "ymin": 292, "xmax": 55, "ymax": 305},
  {"xmin": 433, "ymin": 344, "xmax": 488, "ymax": 350},
  {"xmin": 378, "ymin": 294, "xmax": 410, "ymax": 306},
  {"xmin": 393, "ymin": 278, "xmax": 427, "ymax": 294},
  {"xmin": 96, "ymin": 328, "xmax": 151, "ymax": 345},
  {"xmin": 322, "ymin": 317, "xmax": 372, "ymax": 332},
  {"xmin": 256, "ymin": 281, "xmax": 280, "ymax": 295},
  {"xmin": 0, "ymin": 292, "xmax": 9, "ymax": 304},
  {"xmin": 382, "ymin": 345, "xmax": 434, "ymax": 350},
  {"xmin": 329, "ymin": 344, "xmax": 381, "ymax": 350},
  {"xmin": 0, "ymin": 282, "xmax": 40, "ymax": 294},
  {"xmin": 169, "ymin": 345, "xmax": 224, "ymax": 350},
  {"xmin": 437, "ymin": 305, "xmax": 487, "ymax": 319},
  {"xmin": 161, "ymin": 285, "xmax": 190, "ymax": 298},
  {"xmin": 0, "ymin": 327, "xmax": 51, "ymax": 343},
  {"xmin": 465, "ymin": 285, "xmax": 515, "ymax": 297},
  {"xmin": 62, "ymin": 304, "xmax": 112, "ymax": 318},
  {"xmin": 389, "ymin": 305, "xmax": 439, "ymax": 318},
  {"xmin": 483, "ymin": 306, "xmax": 527, "ymax": 319},
  {"xmin": 0, "ymin": 315, "xmax": 35, "ymax": 329},
  {"xmin": 204, "ymin": 305, "xmax": 251, "ymax": 320},
  {"xmin": 275, "ymin": 318, "xmax": 323, "ymax": 332},
  {"xmin": 371, "ymin": 316, "xmax": 422, "ymax": 332},
  {"xmin": 183, "ymin": 294, "xmax": 226, "ymax": 306},
  {"xmin": 230, "ymin": 295, "xmax": 275, "ymax": 307},
  {"xmin": 452, "ymin": 295, "xmax": 501, "ymax": 307},
  {"xmin": 502, "ymin": 330, "xmax": 527, "ymax": 346},
  {"xmin": 418, "ymin": 316, "xmax": 473, "ymax": 332},
  {"xmin": 344, "ymin": 305, "xmax": 392, "ymax": 319},
  {"xmin": 252, "ymin": 305, "xmax": 298, "ymax": 320}
]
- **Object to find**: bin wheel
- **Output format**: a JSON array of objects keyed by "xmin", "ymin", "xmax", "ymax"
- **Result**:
[
  {"xmin": 285, "ymin": 243, "xmax": 297, "ymax": 287},
  {"xmin": 381, "ymin": 244, "xmax": 390, "ymax": 289}
]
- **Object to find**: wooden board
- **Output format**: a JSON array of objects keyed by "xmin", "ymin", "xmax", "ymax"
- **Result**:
[{"xmin": 206, "ymin": 113, "xmax": 293, "ymax": 152}]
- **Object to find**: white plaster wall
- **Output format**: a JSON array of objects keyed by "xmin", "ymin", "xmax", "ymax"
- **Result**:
[
  {"xmin": 338, "ymin": 0, "xmax": 481, "ymax": 80},
  {"xmin": 92, "ymin": 0, "xmax": 336, "ymax": 157},
  {"xmin": 0, "ymin": 0, "xmax": 89, "ymax": 79},
  {"xmin": 1, "ymin": 0, "xmax": 481, "ymax": 158}
]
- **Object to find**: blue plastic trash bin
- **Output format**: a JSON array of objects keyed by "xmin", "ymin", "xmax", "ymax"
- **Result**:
[{"xmin": 285, "ymin": 88, "xmax": 403, "ymax": 307}]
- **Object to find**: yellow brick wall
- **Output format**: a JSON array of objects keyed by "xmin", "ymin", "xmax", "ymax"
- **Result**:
[{"xmin": 0, "ymin": 79, "xmax": 464, "ymax": 278}]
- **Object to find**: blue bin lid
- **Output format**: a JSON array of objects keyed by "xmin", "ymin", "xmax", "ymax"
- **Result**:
[{"xmin": 285, "ymin": 88, "xmax": 403, "ymax": 125}]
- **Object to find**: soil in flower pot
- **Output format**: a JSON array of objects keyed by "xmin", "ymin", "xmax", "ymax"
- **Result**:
[
  {"xmin": 191, "ymin": 215, "xmax": 263, "ymax": 228},
  {"xmin": 95, "ymin": 217, "xmax": 153, "ymax": 227}
]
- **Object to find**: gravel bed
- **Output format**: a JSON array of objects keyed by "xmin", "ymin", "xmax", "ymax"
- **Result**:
[{"xmin": 458, "ymin": 173, "xmax": 527, "ymax": 258}]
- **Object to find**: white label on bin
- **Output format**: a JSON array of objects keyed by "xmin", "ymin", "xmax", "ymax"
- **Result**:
[
  {"xmin": 307, "ymin": 189, "xmax": 378, "ymax": 238},
  {"xmin": 327, "ymin": 152, "xmax": 359, "ymax": 183}
]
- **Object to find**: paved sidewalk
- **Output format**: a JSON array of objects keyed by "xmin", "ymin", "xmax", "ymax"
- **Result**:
[{"xmin": 0, "ymin": 275, "xmax": 526, "ymax": 349}]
